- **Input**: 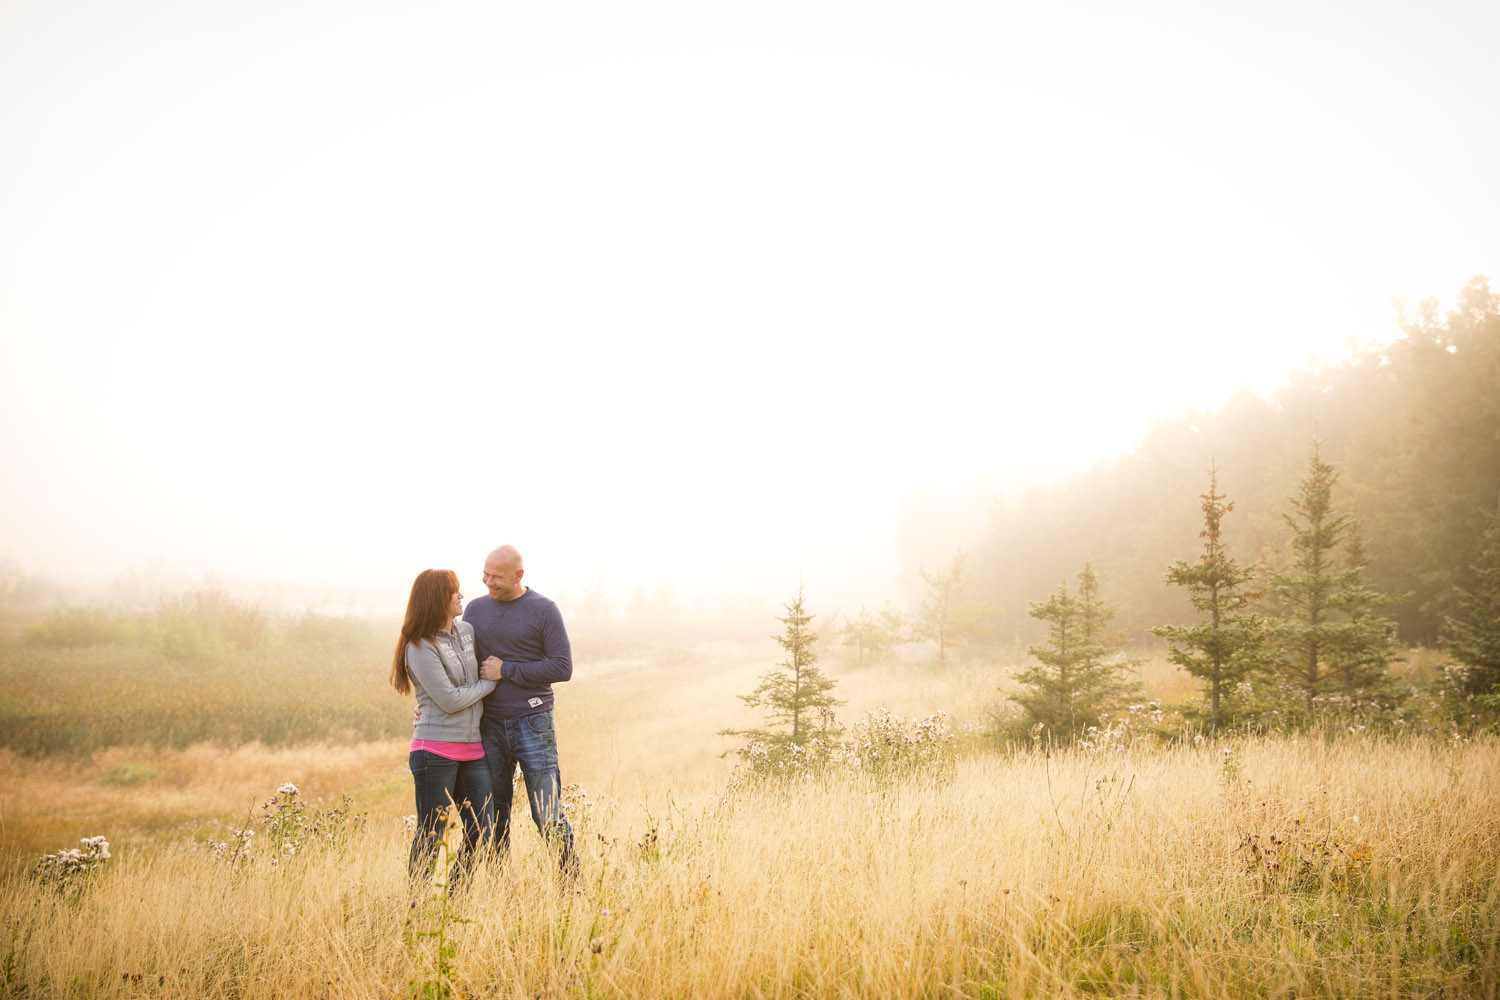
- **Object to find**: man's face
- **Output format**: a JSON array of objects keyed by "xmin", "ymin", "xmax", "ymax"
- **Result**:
[{"xmin": 482, "ymin": 557, "xmax": 524, "ymax": 601}]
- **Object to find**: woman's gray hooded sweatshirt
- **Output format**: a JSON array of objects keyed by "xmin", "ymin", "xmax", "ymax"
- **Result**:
[{"xmin": 406, "ymin": 620, "xmax": 495, "ymax": 743}]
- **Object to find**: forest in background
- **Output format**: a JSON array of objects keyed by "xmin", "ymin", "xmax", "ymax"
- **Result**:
[{"xmin": 958, "ymin": 275, "xmax": 1500, "ymax": 647}]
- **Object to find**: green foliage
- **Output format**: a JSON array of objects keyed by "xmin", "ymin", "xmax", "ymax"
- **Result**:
[
  {"xmin": 1012, "ymin": 563, "xmax": 1139, "ymax": 740},
  {"xmin": 100, "ymin": 763, "xmax": 161, "ymax": 786},
  {"xmin": 0, "ymin": 559, "xmax": 66, "ymax": 607},
  {"xmin": 1237, "ymin": 829, "xmax": 1372, "ymax": 896},
  {"xmin": 283, "ymin": 611, "xmax": 383, "ymax": 651},
  {"xmin": 404, "ymin": 804, "xmax": 472, "ymax": 1000},
  {"xmin": 22, "ymin": 608, "xmax": 146, "ymax": 648},
  {"xmin": 844, "ymin": 708, "xmax": 959, "ymax": 780},
  {"xmin": 17, "ymin": 591, "xmax": 374, "ymax": 660},
  {"xmin": 1268, "ymin": 444, "xmax": 1351, "ymax": 699},
  {"xmin": 1265, "ymin": 445, "xmax": 1399, "ymax": 710},
  {"xmin": 21, "ymin": 587, "xmax": 270, "ymax": 660},
  {"xmin": 258, "ymin": 783, "xmax": 365, "ymax": 863},
  {"xmin": 207, "ymin": 783, "xmax": 367, "ymax": 870},
  {"xmin": 1373, "ymin": 278, "xmax": 1500, "ymax": 637},
  {"xmin": 911, "ymin": 553, "xmax": 995, "ymax": 666},
  {"xmin": 1152, "ymin": 467, "xmax": 1266, "ymax": 733},
  {"xmin": 1325, "ymin": 521, "xmax": 1402, "ymax": 696},
  {"xmin": 964, "ymin": 275, "xmax": 1500, "ymax": 646},
  {"xmin": 841, "ymin": 604, "xmax": 906, "ymax": 666},
  {"xmin": 0, "ymin": 595, "xmax": 404, "ymax": 756},
  {"xmin": 1443, "ymin": 509, "xmax": 1500, "ymax": 695},
  {"xmin": 726, "ymin": 708, "xmax": 958, "ymax": 784},
  {"xmin": 724, "ymin": 588, "xmax": 843, "ymax": 746},
  {"xmin": 155, "ymin": 587, "xmax": 269, "ymax": 660}
]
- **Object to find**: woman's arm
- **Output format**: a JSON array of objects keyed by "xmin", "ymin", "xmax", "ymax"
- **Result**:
[{"xmin": 405, "ymin": 641, "xmax": 496, "ymax": 715}]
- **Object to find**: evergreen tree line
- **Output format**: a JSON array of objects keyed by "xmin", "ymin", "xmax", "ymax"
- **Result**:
[
  {"xmin": 726, "ymin": 279, "xmax": 1500, "ymax": 749},
  {"xmin": 964, "ymin": 276, "xmax": 1500, "ymax": 647},
  {"xmin": 1010, "ymin": 444, "xmax": 1500, "ymax": 740},
  {"xmin": 727, "ymin": 457, "xmax": 1500, "ymax": 745}
]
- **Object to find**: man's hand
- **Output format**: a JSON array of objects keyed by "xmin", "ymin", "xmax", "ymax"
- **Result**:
[
  {"xmin": 412, "ymin": 702, "xmax": 420, "ymax": 726},
  {"xmin": 480, "ymin": 656, "xmax": 504, "ymax": 682}
]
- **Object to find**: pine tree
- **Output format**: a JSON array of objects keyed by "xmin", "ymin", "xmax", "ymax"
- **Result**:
[
  {"xmin": 726, "ymin": 588, "xmax": 842, "ymax": 744},
  {"xmin": 842, "ymin": 604, "xmax": 905, "ymax": 666},
  {"xmin": 911, "ymin": 553, "xmax": 994, "ymax": 666},
  {"xmin": 1268, "ymin": 444, "xmax": 1397, "ymax": 709},
  {"xmin": 1444, "ymin": 505, "xmax": 1500, "ymax": 696},
  {"xmin": 1268, "ymin": 444, "xmax": 1352, "ymax": 704},
  {"xmin": 1013, "ymin": 562, "xmax": 1136, "ymax": 739},
  {"xmin": 1151, "ymin": 466, "xmax": 1265, "ymax": 734},
  {"xmin": 1325, "ymin": 520, "xmax": 1400, "ymax": 697},
  {"xmin": 1077, "ymin": 563, "xmax": 1130, "ymax": 661}
]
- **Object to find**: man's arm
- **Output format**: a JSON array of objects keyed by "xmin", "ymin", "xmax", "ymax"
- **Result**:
[{"xmin": 501, "ymin": 604, "xmax": 573, "ymax": 686}]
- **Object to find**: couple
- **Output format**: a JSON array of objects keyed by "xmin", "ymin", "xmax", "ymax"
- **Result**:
[{"xmin": 388, "ymin": 545, "xmax": 577, "ymax": 885}]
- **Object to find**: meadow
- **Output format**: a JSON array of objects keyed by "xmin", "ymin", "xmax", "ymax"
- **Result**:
[{"xmin": 1, "ymin": 598, "xmax": 1496, "ymax": 998}]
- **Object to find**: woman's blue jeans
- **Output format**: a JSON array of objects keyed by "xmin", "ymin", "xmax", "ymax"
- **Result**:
[{"xmin": 408, "ymin": 750, "xmax": 495, "ymax": 886}]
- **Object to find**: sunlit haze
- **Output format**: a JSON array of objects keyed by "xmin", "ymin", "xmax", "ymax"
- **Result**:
[{"xmin": 2, "ymin": 0, "xmax": 1497, "ymax": 613}]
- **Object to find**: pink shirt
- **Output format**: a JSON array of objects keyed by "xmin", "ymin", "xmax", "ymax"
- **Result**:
[{"xmin": 409, "ymin": 739, "xmax": 484, "ymax": 761}]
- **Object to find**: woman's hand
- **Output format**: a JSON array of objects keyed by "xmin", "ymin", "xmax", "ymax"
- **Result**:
[{"xmin": 480, "ymin": 656, "xmax": 504, "ymax": 682}]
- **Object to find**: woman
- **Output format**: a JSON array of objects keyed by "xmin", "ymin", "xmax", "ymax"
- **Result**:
[{"xmin": 390, "ymin": 568, "xmax": 496, "ymax": 886}]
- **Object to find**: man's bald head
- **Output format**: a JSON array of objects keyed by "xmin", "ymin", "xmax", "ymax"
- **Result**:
[
  {"xmin": 487, "ymin": 545, "xmax": 522, "ymax": 571},
  {"xmin": 482, "ymin": 545, "xmax": 526, "ymax": 601}
]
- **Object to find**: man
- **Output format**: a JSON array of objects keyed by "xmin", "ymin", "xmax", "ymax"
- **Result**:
[{"xmin": 468, "ymin": 544, "xmax": 577, "ymax": 875}]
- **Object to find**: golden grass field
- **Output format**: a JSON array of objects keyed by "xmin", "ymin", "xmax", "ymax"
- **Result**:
[{"xmin": 1, "ymin": 613, "xmax": 1497, "ymax": 998}]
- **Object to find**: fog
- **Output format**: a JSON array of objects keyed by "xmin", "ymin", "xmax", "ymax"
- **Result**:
[{"xmin": 2, "ymin": 0, "xmax": 1497, "ymax": 616}]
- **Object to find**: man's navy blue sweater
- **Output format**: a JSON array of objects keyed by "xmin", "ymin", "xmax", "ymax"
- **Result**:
[{"xmin": 462, "ymin": 589, "xmax": 573, "ymax": 720}]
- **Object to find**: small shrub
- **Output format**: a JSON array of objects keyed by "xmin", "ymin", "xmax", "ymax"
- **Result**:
[
  {"xmin": 156, "ymin": 588, "xmax": 269, "ymax": 660},
  {"xmin": 1238, "ymin": 828, "xmax": 1373, "ymax": 894},
  {"xmin": 560, "ymin": 783, "xmax": 603, "ymax": 836},
  {"xmin": 206, "ymin": 782, "xmax": 366, "ymax": 868},
  {"xmin": 844, "ymin": 708, "xmax": 958, "ymax": 778},
  {"xmin": 260, "ymin": 782, "xmax": 366, "ymax": 862},
  {"xmin": 207, "ymin": 825, "xmax": 257, "ymax": 871},
  {"xmin": 727, "ymin": 707, "xmax": 958, "ymax": 783},
  {"xmin": 733, "ymin": 736, "xmax": 840, "ymax": 781},
  {"xmin": 100, "ymin": 763, "xmax": 160, "ymax": 786},
  {"xmin": 281, "ymin": 612, "xmax": 380, "ymax": 652},
  {"xmin": 32, "ymin": 836, "xmax": 112, "ymax": 891},
  {"xmin": 23, "ymin": 610, "xmax": 143, "ymax": 648}
]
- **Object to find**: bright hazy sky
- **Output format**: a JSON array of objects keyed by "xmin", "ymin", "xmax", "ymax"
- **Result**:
[{"xmin": 2, "ymin": 0, "xmax": 1497, "ymax": 612}]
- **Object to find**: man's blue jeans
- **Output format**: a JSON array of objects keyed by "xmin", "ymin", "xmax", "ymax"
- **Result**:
[
  {"xmin": 408, "ymin": 750, "xmax": 495, "ymax": 886},
  {"xmin": 480, "ymin": 711, "xmax": 577, "ymax": 874}
]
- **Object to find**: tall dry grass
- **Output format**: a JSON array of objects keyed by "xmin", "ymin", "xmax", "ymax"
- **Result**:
[
  {"xmin": 4, "ymin": 735, "xmax": 1497, "ymax": 998},
  {"xmin": 4, "ymin": 604, "xmax": 1497, "ymax": 997},
  {"xmin": 0, "ymin": 741, "xmax": 409, "ymax": 860}
]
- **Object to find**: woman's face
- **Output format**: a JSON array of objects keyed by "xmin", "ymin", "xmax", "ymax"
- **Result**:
[{"xmin": 447, "ymin": 588, "xmax": 463, "ymax": 620}]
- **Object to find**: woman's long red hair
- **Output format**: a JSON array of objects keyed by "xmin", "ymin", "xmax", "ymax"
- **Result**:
[{"xmin": 390, "ymin": 568, "xmax": 459, "ymax": 695}]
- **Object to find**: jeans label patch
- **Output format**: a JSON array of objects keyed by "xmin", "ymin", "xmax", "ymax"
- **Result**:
[{"xmin": 529, "ymin": 697, "xmax": 543, "ymax": 708}]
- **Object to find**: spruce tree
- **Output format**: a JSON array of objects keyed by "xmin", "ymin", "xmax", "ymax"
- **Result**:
[
  {"xmin": 1444, "ymin": 506, "xmax": 1500, "ymax": 696},
  {"xmin": 1325, "ymin": 520, "xmax": 1400, "ymax": 697},
  {"xmin": 727, "ymin": 588, "xmax": 842, "ymax": 744},
  {"xmin": 843, "ymin": 608, "xmax": 877, "ymax": 667},
  {"xmin": 1268, "ymin": 444, "xmax": 1397, "ymax": 710},
  {"xmin": 1013, "ymin": 562, "xmax": 1135, "ymax": 739},
  {"xmin": 1151, "ymin": 466, "xmax": 1264, "ymax": 734},
  {"xmin": 1077, "ymin": 563, "xmax": 1131, "ymax": 662}
]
